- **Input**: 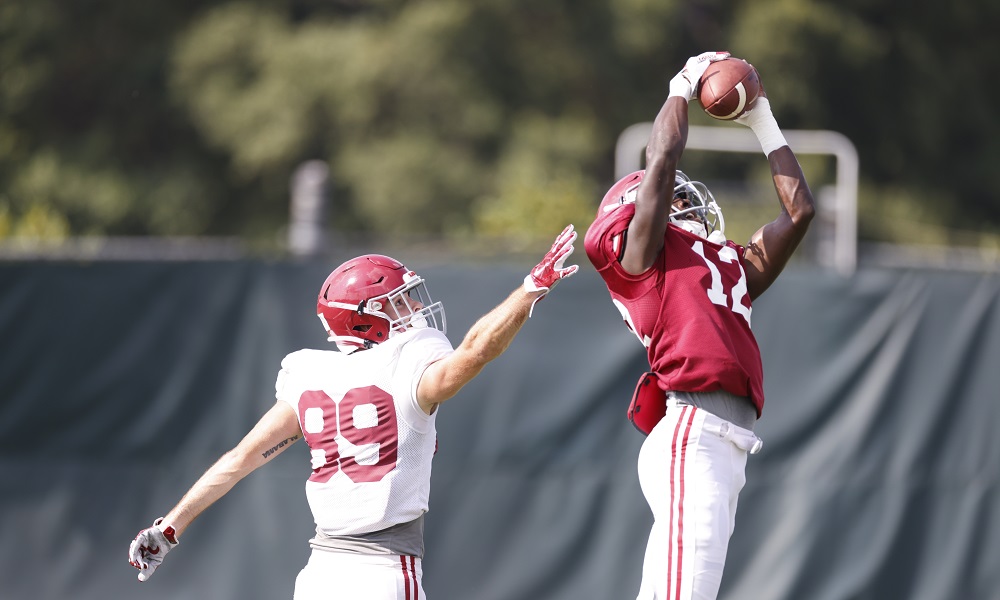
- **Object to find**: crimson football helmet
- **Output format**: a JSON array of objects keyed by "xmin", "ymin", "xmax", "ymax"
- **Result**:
[
  {"xmin": 316, "ymin": 254, "xmax": 446, "ymax": 353},
  {"xmin": 598, "ymin": 169, "xmax": 726, "ymax": 243}
]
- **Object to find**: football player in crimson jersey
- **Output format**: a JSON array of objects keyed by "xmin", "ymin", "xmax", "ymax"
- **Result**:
[
  {"xmin": 128, "ymin": 226, "xmax": 578, "ymax": 599},
  {"xmin": 584, "ymin": 52, "xmax": 815, "ymax": 599}
]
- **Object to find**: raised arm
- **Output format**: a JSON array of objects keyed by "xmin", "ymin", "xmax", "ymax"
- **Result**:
[
  {"xmin": 734, "ymin": 95, "xmax": 816, "ymax": 300},
  {"xmin": 128, "ymin": 401, "xmax": 302, "ymax": 581},
  {"xmin": 622, "ymin": 52, "xmax": 730, "ymax": 275},
  {"xmin": 416, "ymin": 225, "xmax": 579, "ymax": 412}
]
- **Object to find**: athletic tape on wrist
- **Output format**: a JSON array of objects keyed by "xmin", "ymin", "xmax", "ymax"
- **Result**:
[
  {"xmin": 744, "ymin": 98, "xmax": 787, "ymax": 156},
  {"xmin": 667, "ymin": 76, "xmax": 693, "ymax": 101},
  {"xmin": 753, "ymin": 118, "xmax": 787, "ymax": 156}
]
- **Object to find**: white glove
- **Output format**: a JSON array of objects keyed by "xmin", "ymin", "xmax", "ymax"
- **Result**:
[
  {"xmin": 128, "ymin": 518, "xmax": 179, "ymax": 582},
  {"xmin": 668, "ymin": 51, "xmax": 730, "ymax": 101},
  {"xmin": 734, "ymin": 97, "xmax": 787, "ymax": 156}
]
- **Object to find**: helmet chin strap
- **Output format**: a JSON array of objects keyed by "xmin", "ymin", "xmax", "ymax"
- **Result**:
[
  {"xmin": 329, "ymin": 336, "xmax": 369, "ymax": 354},
  {"xmin": 671, "ymin": 194, "xmax": 728, "ymax": 244},
  {"xmin": 672, "ymin": 218, "xmax": 728, "ymax": 245},
  {"xmin": 673, "ymin": 219, "xmax": 708, "ymax": 239}
]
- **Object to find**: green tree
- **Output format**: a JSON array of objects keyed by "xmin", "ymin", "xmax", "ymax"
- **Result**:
[
  {"xmin": 0, "ymin": 0, "xmax": 240, "ymax": 239},
  {"xmin": 2, "ymin": 0, "xmax": 999, "ymax": 253}
]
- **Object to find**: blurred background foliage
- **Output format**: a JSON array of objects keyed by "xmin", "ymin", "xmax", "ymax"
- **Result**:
[{"xmin": 1, "ymin": 0, "xmax": 998, "ymax": 255}]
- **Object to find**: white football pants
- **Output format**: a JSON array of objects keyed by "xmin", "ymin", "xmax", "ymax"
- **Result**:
[
  {"xmin": 293, "ymin": 549, "xmax": 424, "ymax": 600},
  {"xmin": 635, "ymin": 401, "xmax": 761, "ymax": 600}
]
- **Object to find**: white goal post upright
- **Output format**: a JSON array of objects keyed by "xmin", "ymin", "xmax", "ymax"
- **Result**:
[{"xmin": 615, "ymin": 124, "xmax": 859, "ymax": 276}]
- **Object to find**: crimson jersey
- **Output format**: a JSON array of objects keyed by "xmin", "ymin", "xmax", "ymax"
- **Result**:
[{"xmin": 584, "ymin": 203, "xmax": 765, "ymax": 416}]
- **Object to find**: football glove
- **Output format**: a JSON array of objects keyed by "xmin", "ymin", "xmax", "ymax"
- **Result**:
[
  {"xmin": 128, "ymin": 517, "xmax": 178, "ymax": 582},
  {"xmin": 668, "ymin": 51, "xmax": 731, "ymax": 101},
  {"xmin": 524, "ymin": 224, "xmax": 579, "ymax": 314}
]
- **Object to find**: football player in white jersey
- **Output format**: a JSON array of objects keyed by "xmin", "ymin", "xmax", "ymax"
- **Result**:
[{"xmin": 128, "ymin": 225, "xmax": 579, "ymax": 599}]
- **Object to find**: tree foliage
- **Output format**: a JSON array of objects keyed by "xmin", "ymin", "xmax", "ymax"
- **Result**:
[{"xmin": 1, "ymin": 0, "xmax": 998, "ymax": 250}]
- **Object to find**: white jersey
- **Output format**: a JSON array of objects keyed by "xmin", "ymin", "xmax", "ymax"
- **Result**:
[{"xmin": 275, "ymin": 328, "xmax": 454, "ymax": 536}]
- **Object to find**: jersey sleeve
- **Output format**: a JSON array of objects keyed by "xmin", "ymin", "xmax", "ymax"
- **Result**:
[
  {"xmin": 584, "ymin": 206, "xmax": 658, "ymax": 299},
  {"xmin": 274, "ymin": 351, "xmax": 300, "ymax": 409},
  {"xmin": 584, "ymin": 209, "xmax": 628, "ymax": 273},
  {"xmin": 392, "ymin": 329, "xmax": 455, "ymax": 431},
  {"xmin": 274, "ymin": 349, "xmax": 330, "ymax": 410}
]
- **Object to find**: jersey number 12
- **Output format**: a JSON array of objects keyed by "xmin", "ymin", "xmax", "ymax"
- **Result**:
[{"xmin": 691, "ymin": 241, "xmax": 752, "ymax": 326}]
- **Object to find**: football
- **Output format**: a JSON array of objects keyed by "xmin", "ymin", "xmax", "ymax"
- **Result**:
[{"xmin": 697, "ymin": 57, "xmax": 761, "ymax": 120}]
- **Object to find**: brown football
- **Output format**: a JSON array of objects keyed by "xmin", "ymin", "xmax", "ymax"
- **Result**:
[{"xmin": 697, "ymin": 57, "xmax": 761, "ymax": 120}]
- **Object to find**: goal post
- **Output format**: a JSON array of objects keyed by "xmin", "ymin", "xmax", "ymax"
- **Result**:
[{"xmin": 615, "ymin": 124, "xmax": 859, "ymax": 276}]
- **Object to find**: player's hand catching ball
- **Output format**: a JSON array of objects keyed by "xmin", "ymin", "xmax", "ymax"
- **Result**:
[
  {"xmin": 669, "ymin": 51, "xmax": 730, "ymax": 101},
  {"xmin": 128, "ymin": 518, "xmax": 179, "ymax": 582},
  {"xmin": 523, "ymin": 224, "xmax": 579, "ymax": 314}
]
